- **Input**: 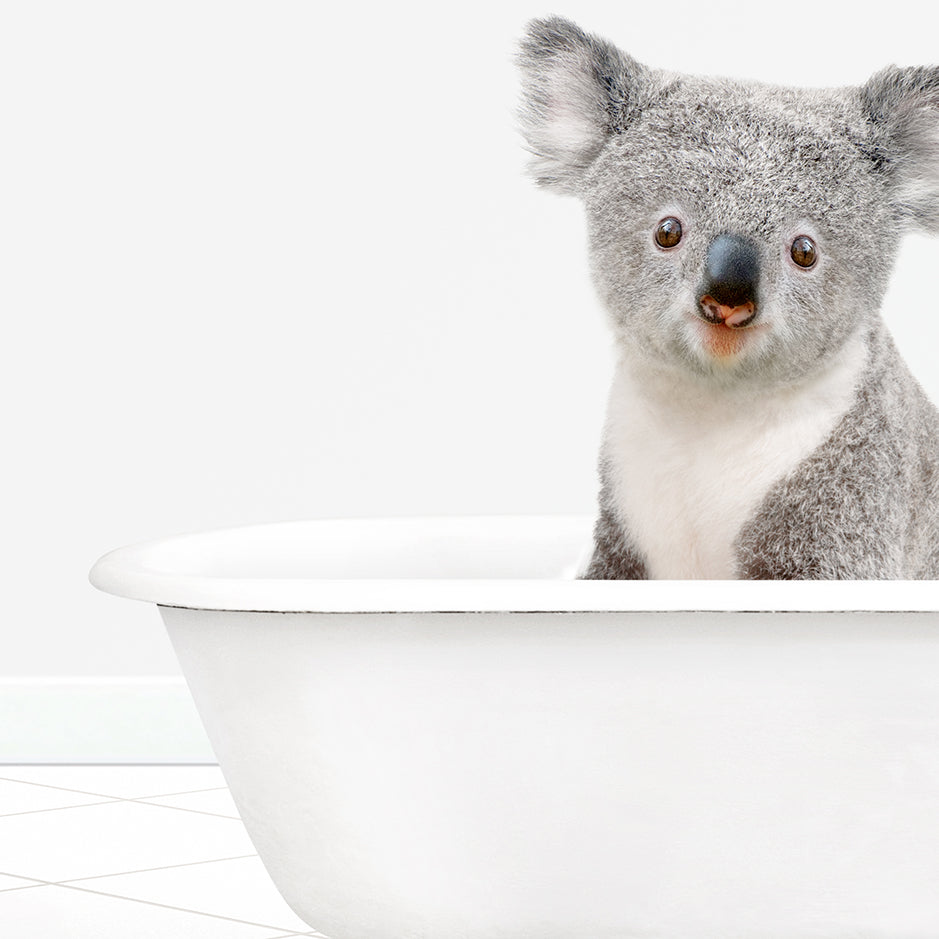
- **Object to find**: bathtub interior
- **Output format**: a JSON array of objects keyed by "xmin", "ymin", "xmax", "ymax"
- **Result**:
[{"xmin": 103, "ymin": 515, "xmax": 595, "ymax": 580}]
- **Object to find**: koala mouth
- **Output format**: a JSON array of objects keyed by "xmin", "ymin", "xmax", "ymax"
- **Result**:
[
  {"xmin": 693, "ymin": 296, "xmax": 762, "ymax": 360},
  {"xmin": 698, "ymin": 296, "xmax": 757, "ymax": 329}
]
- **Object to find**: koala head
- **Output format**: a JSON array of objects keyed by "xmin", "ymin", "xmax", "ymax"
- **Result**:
[{"xmin": 518, "ymin": 17, "xmax": 939, "ymax": 387}]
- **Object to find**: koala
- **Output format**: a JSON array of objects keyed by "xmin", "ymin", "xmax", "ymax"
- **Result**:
[{"xmin": 518, "ymin": 16, "xmax": 939, "ymax": 580}]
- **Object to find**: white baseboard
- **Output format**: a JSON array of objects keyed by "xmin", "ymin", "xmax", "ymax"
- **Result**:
[{"xmin": 0, "ymin": 677, "xmax": 216, "ymax": 764}]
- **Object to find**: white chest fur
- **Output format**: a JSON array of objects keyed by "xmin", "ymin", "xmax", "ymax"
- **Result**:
[{"xmin": 602, "ymin": 338, "xmax": 868, "ymax": 579}]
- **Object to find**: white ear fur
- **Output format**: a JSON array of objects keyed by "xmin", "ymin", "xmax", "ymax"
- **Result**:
[
  {"xmin": 862, "ymin": 66, "xmax": 939, "ymax": 233},
  {"xmin": 517, "ymin": 17, "xmax": 647, "ymax": 195}
]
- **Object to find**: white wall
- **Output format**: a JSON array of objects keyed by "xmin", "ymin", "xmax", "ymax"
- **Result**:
[{"xmin": 3, "ymin": 0, "xmax": 939, "ymax": 685}]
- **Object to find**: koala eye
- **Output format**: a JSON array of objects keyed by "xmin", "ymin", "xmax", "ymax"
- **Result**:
[
  {"xmin": 654, "ymin": 217, "xmax": 683, "ymax": 250},
  {"xmin": 790, "ymin": 235, "xmax": 818, "ymax": 269}
]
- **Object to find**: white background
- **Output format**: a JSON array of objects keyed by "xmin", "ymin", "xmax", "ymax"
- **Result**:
[{"xmin": 3, "ymin": 0, "xmax": 938, "ymax": 679}]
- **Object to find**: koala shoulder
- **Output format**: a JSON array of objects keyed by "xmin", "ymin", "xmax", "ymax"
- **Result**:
[{"xmin": 736, "ymin": 325, "xmax": 939, "ymax": 579}]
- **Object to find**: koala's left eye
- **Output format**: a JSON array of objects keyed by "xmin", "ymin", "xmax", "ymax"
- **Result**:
[
  {"xmin": 790, "ymin": 235, "xmax": 818, "ymax": 269},
  {"xmin": 654, "ymin": 217, "xmax": 683, "ymax": 249}
]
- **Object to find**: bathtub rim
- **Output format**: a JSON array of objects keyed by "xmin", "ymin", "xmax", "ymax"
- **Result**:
[{"xmin": 88, "ymin": 515, "xmax": 939, "ymax": 614}]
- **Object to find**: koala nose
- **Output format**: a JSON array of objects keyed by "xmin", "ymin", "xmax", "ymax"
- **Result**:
[{"xmin": 699, "ymin": 234, "xmax": 760, "ymax": 326}]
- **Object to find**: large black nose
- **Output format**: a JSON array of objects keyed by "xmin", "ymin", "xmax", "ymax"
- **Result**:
[{"xmin": 702, "ymin": 234, "xmax": 760, "ymax": 309}]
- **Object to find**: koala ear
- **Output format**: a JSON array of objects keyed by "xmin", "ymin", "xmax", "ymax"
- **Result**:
[
  {"xmin": 517, "ymin": 17, "xmax": 649, "ymax": 194},
  {"xmin": 861, "ymin": 65, "xmax": 939, "ymax": 233}
]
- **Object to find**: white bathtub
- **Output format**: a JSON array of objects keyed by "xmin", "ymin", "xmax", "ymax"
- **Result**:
[{"xmin": 90, "ymin": 515, "xmax": 939, "ymax": 939}]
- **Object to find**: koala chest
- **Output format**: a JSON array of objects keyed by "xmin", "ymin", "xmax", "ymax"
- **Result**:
[{"xmin": 602, "ymin": 345, "xmax": 865, "ymax": 579}]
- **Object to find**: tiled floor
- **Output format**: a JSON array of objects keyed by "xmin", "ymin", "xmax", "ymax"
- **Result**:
[{"xmin": 0, "ymin": 765, "xmax": 328, "ymax": 937}]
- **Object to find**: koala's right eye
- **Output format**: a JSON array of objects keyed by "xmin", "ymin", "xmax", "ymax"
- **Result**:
[{"xmin": 654, "ymin": 217, "xmax": 683, "ymax": 249}]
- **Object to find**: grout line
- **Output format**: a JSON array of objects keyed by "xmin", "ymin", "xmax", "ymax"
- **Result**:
[
  {"xmin": 0, "ymin": 879, "xmax": 327, "ymax": 936},
  {"xmin": 0, "ymin": 798, "xmax": 122, "ymax": 818},
  {"xmin": 51, "ymin": 853, "xmax": 259, "ymax": 885},
  {"xmin": 258, "ymin": 934, "xmax": 326, "ymax": 939},
  {"xmin": 0, "ymin": 795, "xmax": 238, "ymax": 821},
  {"xmin": 0, "ymin": 776, "xmax": 232, "ymax": 804},
  {"xmin": 0, "ymin": 869, "xmax": 52, "ymax": 880},
  {"xmin": 128, "ymin": 798, "xmax": 241, "ymax": 820},
  {"xmin": 0, "ymin": 855, "xmax": 259, "ymax": 891},
  {"xmin": 257, "ymin": 934, "xmax": 322, "ymax": 938},
  {"xmin": 0, "ymin": 869, "xmax": 57, "ymax": 891},
  {"xmin": 237, "ymin": 932, "xmax": 328, "ymax": 939},
  {"xmin": 256, "ymin": 931, "xmax": 328, "ymax": 937},
  {"xmin": 128, "ymin": 786, "xmax": 228, "ymax": 799},
  {"xmin": 56, "ymin": 881, "xmax": 310, "ymax": 933},
  {"xmin": 0, "ymin": 775, "xmax": 126, "ymax": 801},
  {"xmin": 261, "ymin": 933, "xmax": 330, "ymax": 938},
  {"xmin": 0, "ymin": 871, "xmax": 50, "ymax": 893}
]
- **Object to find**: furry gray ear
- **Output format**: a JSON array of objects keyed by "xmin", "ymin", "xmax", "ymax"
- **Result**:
[
  {"xmin": 517, "ymin": 17, "xmax": 649, "ymax": 194},
  {"xmin": 861, "ymin": 65, "xmax": 939, "ymax": 233}
]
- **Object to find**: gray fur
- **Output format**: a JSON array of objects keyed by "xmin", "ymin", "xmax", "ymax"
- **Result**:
[
  {"xmin": 518, "ymin": 16, "xmax": 939, "ymax": 579},
  {"xmin": 736, "ymin": 325, "xmax": 939, "ymax": 579}
]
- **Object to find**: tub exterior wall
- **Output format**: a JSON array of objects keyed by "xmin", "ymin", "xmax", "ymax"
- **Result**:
[{"xmin": 162, "ymin": 605, "xmax": 939, "ymax": 939}]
